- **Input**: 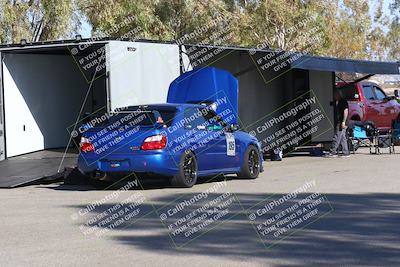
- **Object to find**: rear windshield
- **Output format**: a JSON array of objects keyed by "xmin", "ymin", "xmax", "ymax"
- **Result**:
[
  {"xmin": 82, "ymin": 109, "xmax": 176, "ymax": 129},
  {"xmin": 112, "ymin": 110, "xmax": 176, "ymax": 127},
  {"xmin": 337, "ymin": 84, "xmax": 359, "ymax": 100},
  {"xmin": 109, "ymin": 111, "xmax": 157, "ymax": 127}
]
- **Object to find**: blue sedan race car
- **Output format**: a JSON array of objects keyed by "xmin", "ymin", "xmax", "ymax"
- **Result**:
[{"xmin": 77, "ymin": 103, "xmax": 263, "ymax": 187}]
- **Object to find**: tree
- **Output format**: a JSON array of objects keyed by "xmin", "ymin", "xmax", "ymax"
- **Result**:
[
  {"xmin": 154, "ymin": 0, "xmax": 233, "ymax": 43},
  {"xmin": 235, "ymin": 0, "xmax": 330, "ymax": 54},
  {"xmin": 78, "ymin": 0, "xmax": 233, "ymax": 44},
  {"xmin": 0, "ymin": 0, "xmax": 77, "ymax": 43},
  {"xmin": 1, "ymin": 0, "xmax": 395, "ymax": 62},
  {"xmin": 77, "ymin": 0, "xmax": 158, "ymax": 40},
  {"xmin": 387, "ymin": 0, "xmax": 400, "ymax": 60},
  {"xmin": 78, "ymin": 0, "xmax": 394, "ymax": 60},
  {"xmin": 320, "ymin": 0, "xmax": 389, "ymax": 60}
]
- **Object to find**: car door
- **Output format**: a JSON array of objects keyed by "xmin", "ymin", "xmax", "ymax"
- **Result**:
[
  {"xmin": 200, "ymin": 108, "xmax": 237, "ymax": 170},
  {"xmin": 373, "ymin": 86, "xmax": 397, "ymax": 128},
  {"xmin": 362, "ymin": 84, "xmax": 381, "ymax": 127},
  {"xmin": 182, "ymin": 107, "xmax": 224, "ymax": 171}
]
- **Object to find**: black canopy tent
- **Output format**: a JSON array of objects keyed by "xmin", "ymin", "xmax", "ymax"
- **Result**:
[
  {"xmin": 291, "ymin": 54, "xmax": 400, "ymax": 75},
  {"xmin": 291, "ymin": 54, "xmax": 400, "ymax": 87}
]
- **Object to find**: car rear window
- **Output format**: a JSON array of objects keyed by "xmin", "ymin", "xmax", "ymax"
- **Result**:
[
  {"xmin": 362, "ymin": 86, "xmax": 375, "ymax": 100},
  {"xmin": 113, "ymin": 109, "xmax": 176, "ymax": 127},
  {"xmin": 337, "ymin": 84, "xmax": 359, "ymax": 100},
  {"xmin": 157, "ymin": 110, "xmax": 176, "ymax": 126},
  {"xmin": 83, "ymin": 108, "xmax": 176, "ymax": 129},
  {"xmin": 104, "ymin": 111, "xmax": 156, "ymax": 127}
]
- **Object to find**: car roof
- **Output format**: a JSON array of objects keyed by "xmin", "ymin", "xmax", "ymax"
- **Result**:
[
  {"xmin": 120, "ymin": 103, "xmax": 205, "ymax": 111},
  {"xmin": 336, "ymin": 81, "xmax": 380, "ymax": 88}
]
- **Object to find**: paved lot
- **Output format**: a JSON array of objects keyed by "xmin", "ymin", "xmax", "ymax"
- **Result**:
[{"xmin": 1, "ymin": 148, "xmax": 399, "ymax": 267}]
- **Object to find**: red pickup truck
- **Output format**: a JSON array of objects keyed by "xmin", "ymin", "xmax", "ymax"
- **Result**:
[{"xmin": 336, "ymin": 81, "xmax": 400, "ymax": 129}]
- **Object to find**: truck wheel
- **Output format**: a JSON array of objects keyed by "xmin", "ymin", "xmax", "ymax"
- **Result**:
[
  {"xmin": 237, "ymin": 145, "xmax": 260, "ymax": 179},
  {"xmin": 364, "ymin": 122, "xmax": 376, "ymax": 141},
  {"xmin": 170, "ymin": 151, "xmax": 198, "ymax": 188}
]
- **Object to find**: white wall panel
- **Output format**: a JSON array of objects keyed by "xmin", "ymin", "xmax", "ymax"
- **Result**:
[
  {"xmin": 3, "ymin": 62, "xmax": 44, "ymax": 157},
  {"xmin": 0, "ymin": 53, "xmax": 5, "ymax": 160},
  {"xmin": 106, "ymin": 41, "xmax": 180, "ymax": 111},
  {"xmin": 3, "ymin": 53, "xmax": 90, "ymax": 157}
]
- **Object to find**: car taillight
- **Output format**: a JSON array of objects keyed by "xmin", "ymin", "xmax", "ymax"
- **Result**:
[
  {"xmin": 80, "ymin": 137, "xmax": 94, "ymax": 152},
  {"xmin": 141, "ymin": 135, "xmax": 167, "ymax": 150}
]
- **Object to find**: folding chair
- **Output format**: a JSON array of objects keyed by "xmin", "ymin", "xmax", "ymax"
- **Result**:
[
  {"xmin": 393, "ymin": 121, "xmax": 400, "ymax": 147},
  {"xmin": 370, "ymin": 128, "xmax": 395, "ymax": 154},
  {"xmin": 347, "ymin": 125, "xmax": 372, "ymax": 154}
]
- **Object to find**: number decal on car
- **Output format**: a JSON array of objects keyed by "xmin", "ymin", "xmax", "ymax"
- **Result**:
[{"xmin": 225, "ymin": 133, "xmax": 235, "ymax": 156}]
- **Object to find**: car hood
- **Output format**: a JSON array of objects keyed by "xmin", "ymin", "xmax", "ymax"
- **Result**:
[{"xmin": 167, "ymin": 67, "xmax": 238, "ymax": 124}]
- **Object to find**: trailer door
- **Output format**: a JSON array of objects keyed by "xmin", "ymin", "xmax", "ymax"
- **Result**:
[
  {"xmin": 0, "ymin": 53, "xmax": 4, "ymax": 160},
  {"xmin": 106, "ymin": 41, "xmax": 180, "ymax": 112}
]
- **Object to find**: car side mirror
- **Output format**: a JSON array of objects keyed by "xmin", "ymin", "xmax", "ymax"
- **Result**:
[
  {"xmin": 229, "ymin": 124, "xmax": 240, "ymax": 132},
  {"xmin": 395, "ymin": 90, "xmax": 399, "ymax": 98}
]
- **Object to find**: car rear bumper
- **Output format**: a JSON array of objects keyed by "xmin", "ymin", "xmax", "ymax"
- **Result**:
[{"xmin": 78, "ymin": 151, "xmax": 179, "ymax": 177}]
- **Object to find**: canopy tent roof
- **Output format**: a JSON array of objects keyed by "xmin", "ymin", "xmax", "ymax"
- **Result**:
[{"xmin": 291, "ymin": 54, "xmax": 400, "ymax": 75}]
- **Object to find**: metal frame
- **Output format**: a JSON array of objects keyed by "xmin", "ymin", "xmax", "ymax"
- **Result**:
[
  {"xmin": 335, "ymin": 74, "xmax": 376, "ymax": 88},
  {"xmin": 0, "ymin": 52, "xmax": 5, "ymax": 160},
  {"xmin": 2, "ymin": 37, "xmax": 399, "ymax": 75},
  {"xmin": 0, "ymin": 37, "xmax": 178, "ymax": 52}
]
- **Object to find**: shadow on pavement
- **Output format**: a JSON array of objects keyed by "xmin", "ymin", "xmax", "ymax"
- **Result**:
[
  {"xmin": 63, "ymin": 189, "xmax": 400, "ymax": 266},
  {"xmin": 46, "ymin": 171, "xmax": 229, "ymax": 191}
]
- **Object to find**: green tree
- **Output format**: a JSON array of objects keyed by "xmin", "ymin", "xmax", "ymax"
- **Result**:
[
  {"xmin": 1, "ymin": 0, "xmax": 394, "ymax": 62},
  {"xmin": 235, "ymin": 0, "xmax": 330, "ymax": 53},
  {"xmin": 0, "ymin": 0, "xmax": 77, "ymax": 43},
  {"xmin": 78, "ymin": 0, "xmax": 233, "ymax": 44},
  {"xmin": 77, "ymin": 0, "xmax": 159, "ymax": 39},
  {"xmin": 387, "ymin": 0, "xmax": 400, "ymax": 60},
  {"xmin": 320, "ymin": 0, "xmax": 389, "ymax": 60}
]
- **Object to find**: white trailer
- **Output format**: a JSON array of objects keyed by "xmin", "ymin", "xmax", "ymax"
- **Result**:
[
  {"xmin": 0, "ymin": 40, "xmax": 180, "ymax": 158},
  {"xmin": 0, "ymin": 38, "xmax": 399, "ymax": 160}
]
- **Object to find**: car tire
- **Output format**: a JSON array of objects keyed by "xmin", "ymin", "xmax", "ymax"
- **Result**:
[
  {"xmin": 237, "ymin": 145, "xmax": 261, "ymax": 179},
  {"xmin": 364, "ymin": 122, "xmax": 376, "ymax": 141},
  {"xmin": 170, "ymin": 151, "xmax": 198, "ymax": 188}
]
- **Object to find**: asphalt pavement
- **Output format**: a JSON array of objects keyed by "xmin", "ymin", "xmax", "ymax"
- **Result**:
[{"xmin": 1, "ymin": 148, "xmax": 399, "ymax": 267}]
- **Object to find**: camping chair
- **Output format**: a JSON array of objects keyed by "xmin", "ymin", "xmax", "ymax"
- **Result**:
[
  {"xmin": 370, "ymin": 128, "xmax": 395, "ymax": 154},
  {"xmin": 347, "ymin": 124, "xmax": 372, "ymax": 154},
  {"xmin": 392, "ymin": 121, "xmax": 400, "ymax": 147}
]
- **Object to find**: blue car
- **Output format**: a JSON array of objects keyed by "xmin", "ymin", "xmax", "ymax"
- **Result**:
[{"xmin": 77, "ymin": 103, "xmax": 263, "ymax": 187}]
